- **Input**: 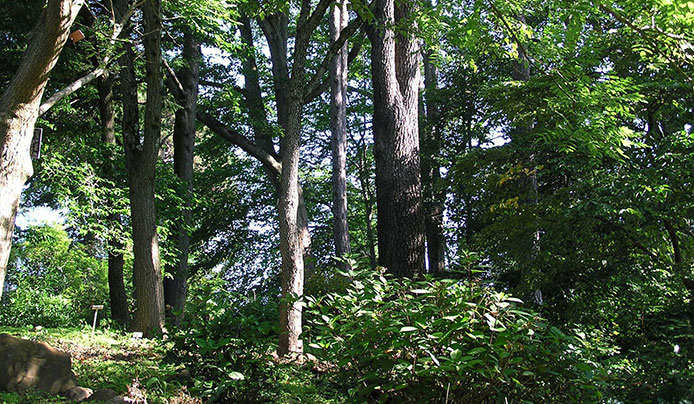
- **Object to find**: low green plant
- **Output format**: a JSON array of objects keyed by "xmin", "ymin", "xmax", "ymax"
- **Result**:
[
  {"xmin": 305, "ymin": 267, "xmax": 603, "ymax": 403},
  {"xmin": 171, "ymin": 274, "xmax": 347, "ymax": 403}
]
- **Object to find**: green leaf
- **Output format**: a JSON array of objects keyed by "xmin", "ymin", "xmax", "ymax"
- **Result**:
[{"xmin": 227, "ymin": 371, "xmax": 244, "ymax": 380}]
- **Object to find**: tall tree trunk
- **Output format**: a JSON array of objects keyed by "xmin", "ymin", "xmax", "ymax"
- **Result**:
[
  {"xmin": 0, "ymin": 0, "xmax": 84, "ymax": 301},
  {"xmin": 202, "ymin": 1, "xmax": 344, "ymax": 355},
  {"xmin": 356, "ymin": 125, "xmax": 377, "ymax": 268},
  {"xmin": 118, "ymin": 0, "xmax": 165, "ymax": 336},
  {"xmin": 367, "ymin": 0, "xmax": 425, "ymax": 277},
  {"xmin": 97, "ymin": 70, "xmax": 129, "ymax": 326},
  {"xmin": 238, "ymin": 16, "xmax": 315, "ymax": 278},
  {"xmin": 421, "ymin": 51, "xmax": 445, "ymax": 274},
  {"xmin": 272, "ymin": 12, "xmax": 306, "ymax": 357},
  {"xmin": 508, "ymin": 21, "xmax": 540, "ymax": 297},
  {"xmin": 277, "ymin": 101, "xmax": 304, "ymax": 356},
  {"xmin": 271, "ymin": 1, "xmax": 332, "ymax": 355},
  {"xmin": 164, "ymin": 33, "xmax": 200, "ymax": 326},
  {"xmin": 330, "ymin": 0, "xmax": 351, "ymax": 267}
]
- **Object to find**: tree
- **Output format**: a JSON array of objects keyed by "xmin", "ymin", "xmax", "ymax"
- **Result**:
[
  {"xmin": 163, "ymin": 32, "xmax": 200, "ymax": 326},
  {"xmin": 330, "ymin": 0, "xmax": 351, "ymax": 268},
  {"xmin": 421, "ymin": 50, "xmax": 446, "ymax": 274},
  {"xmin": 97, "ymin": 68, "xmax": 129, "ymax": 326},
  {"xmin": 0, "ymin": 0, "xmax": 84, "ymax": 301},
  {"xmin": 366, "ymin": 0, "xmax": 426, "ymax": 276},
  {"xmin": 196, "ymin": 0, "xmax": 362, "ymax": 354},
  {"xmin": 117, "ymin": 0, "xmax": 165, "ymax": 336}
]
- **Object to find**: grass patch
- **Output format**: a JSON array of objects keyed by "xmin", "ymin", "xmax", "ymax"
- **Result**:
[{"xmin": 0, "ymin": 326, "xmax": 197, "ymax": 404}]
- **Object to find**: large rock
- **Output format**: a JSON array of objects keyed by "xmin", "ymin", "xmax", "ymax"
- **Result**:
[{"xmin": 0, "ymin": 333, "xmax": 78, "ymax": 395}]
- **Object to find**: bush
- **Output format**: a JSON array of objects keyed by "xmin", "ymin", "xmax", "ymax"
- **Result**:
[
  {"xmin": 171, "ymin": 275, "xmax": 346, "ymax": 403},
  {"xmin": 0, "ymin": 224, "xmax": 109, "ymax": 327},
  {"xmin": 305, "ymin": 267, "xmax": 602, "ymax": 403}
]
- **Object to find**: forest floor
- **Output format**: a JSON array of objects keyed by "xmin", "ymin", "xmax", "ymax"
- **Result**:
[{"xmin": 0, "ymin": 326, "xmax": 199, "ymax": 404}]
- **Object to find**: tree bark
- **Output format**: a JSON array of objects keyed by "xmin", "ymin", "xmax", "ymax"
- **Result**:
[
  {"xmin": 97, "ymin": 70, "xmax": 129, "ymax": 326},
  {"xmin": 0, "ymin": 0, "xmax": 84, "ymax": 301},
  {"xmin": 236, "ymin": 16, "xmax": 314, "ymax": 276},
  {"xmin": 198, "ymin": 0, "xmax": 343, "ymax": 355},
  {"xmin": 330, "ymin": 0, "xmax": 351, "ymax": 267},
  {"xmin": 421, "ymin": 51, "xmax": 446, "ymax": 274},
  {"xmin": 367, "ymin": 0, "xmax": 425, "ymax": 277},
  {"xmin": 164, "ymin": 33, "xmax": 200, "ymax": 327},
  {"xmin": 356, "ymin": 122, "xmax": 377, "ymax": 268},
  {"xmin": 117, "ymin": 0, "xmax": 165, "ymax": 336},
  {"xmin": 270, "ymin": 0, "xmax": 333, "ymax": 356}
]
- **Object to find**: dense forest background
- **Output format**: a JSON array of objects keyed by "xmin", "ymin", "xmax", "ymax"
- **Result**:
[{"xmin": 0, "ymin": 0, "xmax": 692, "ymax": 402}]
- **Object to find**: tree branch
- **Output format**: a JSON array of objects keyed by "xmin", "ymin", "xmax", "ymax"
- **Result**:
[
  {"xmin": 304, "ymin": 17, "xmax": 364, "ymax": 101},
  {"xmin": 597, "ymin": 2, "xmax": 692, "ymax": 83},
  {"xmin": 304, "ymin": 35, "xmax": 365, "ymax": 103},
  {"xmin": 38, "ymin": 0, "xmax": 141, "ymax": 116},
  {"xmin": 197, "ymin": 112, "xmax": 282, "ymax": 176}
]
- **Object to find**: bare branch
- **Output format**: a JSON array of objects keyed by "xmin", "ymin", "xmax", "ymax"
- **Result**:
[
  {"xmin": 304, "ymin": 16, "xmax": 364, "ymax": 101},
  {"xmin": 38, "ymin": 0, "xmax": 141, "ymax": 116},
  {"xmin": 304, "ymin": 35, "xmax": 365, "ymax": 103},
  {"xmin": 197, "ymin": 112, "xmax": 282, "ymax": 176},
  {"xmin": 162, "ymin": 57, "xmax": 185, "ymax": 100}
]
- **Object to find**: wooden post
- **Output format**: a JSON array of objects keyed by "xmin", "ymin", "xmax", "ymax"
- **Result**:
[{"xmin": 91, "ymin": 305, "xmax": 103, "ymax": 333}]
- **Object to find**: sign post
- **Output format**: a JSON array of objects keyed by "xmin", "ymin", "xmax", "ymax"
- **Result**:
[{"xmin": 91, "ymin": 305, "xmax": 104, "ymax": 333}]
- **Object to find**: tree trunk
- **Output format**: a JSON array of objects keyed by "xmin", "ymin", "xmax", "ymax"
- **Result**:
[
  {"xmin": 272, "ymin": 1, "xmax": 332, "ymax": 355},
  {"xmin": 0, "ymin": 0, "xmax": 84, "ymax": 301},
  {"xmin": 118, "ymin": 0, "xmax": 165, "ymax": 336},
  {"xmin": 330, "ymin": 0, "xmax": 351, "ymax": 268},
  {"xmin": 164, "ymin": 33, "xmax": 200, "ymax": 327},
  {"xmin": 238, "ymin": 16, "xmax": 314, "ymax": 278},
  {"xmin": 277, "ymin": 108, "xmax": 305, "ymax": 356},
  {"xmin": 421, "ymin": 51, "xmax": 446, "ymax": 274},
  {"xmin": 356, "ymin": 122, "xmax": 377, "ymax": 268},
  {"xmin": 97, "ymin": 70, "xmax": 129, "ymax": 326},
  {"xmin": 367, "ymin": 0, "xmax": 425, "ymax": 277},
  {"xmin": 204, "ymin": 2, "xmax": 339, "ymax": 355}
]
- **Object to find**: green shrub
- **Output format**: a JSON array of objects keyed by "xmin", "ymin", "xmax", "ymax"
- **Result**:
[
  {"xmin": 305, "ymin": 267, "xmax": 602, "ymax": 403},
  {"xmin": 0, "ymin": 224, "xmax": 108, "ymax": 327},
  {"xmin": 171, "ymin": 275, "xmax": 347, "ymax": 403}
]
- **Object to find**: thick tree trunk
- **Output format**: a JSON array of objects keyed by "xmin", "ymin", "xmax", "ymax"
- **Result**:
[
  {"xmin": 118, "ymin": 0, "xmax": 165, "ymax": 336},
  {"xmin": 97, "ymin": 71, "xmax": 129, "ymax": 326},
  {"xmin": 367, "ymin": 0, "xmax": 425, "ymax": 277},
  {"xmin": 107, "ymin": 238, "xmax": 128, "ymax": 324},
  {"xmin": 421, "ymin": 51, "xmax": 446, "ymax": 274},
  {"xmin": 0, "ymin": 0, "xmax": 83, "ymax": 301},
  {"xmin": 330, "ymin": 0, "xmax": 351, "ymax": 267},
  {"xmin": 164, "ymin": 33, "xmax": 200, "ymax": 326}
]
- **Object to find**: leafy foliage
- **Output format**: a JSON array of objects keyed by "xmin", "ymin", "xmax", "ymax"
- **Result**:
[
  {"xmin": 1, "ymin": 224, "xmax": 109, "ymax": 328},
  {"xmin": 305, "ymin": 267, "xmax": 601, "ymax": 403},
  {"xmin": 170, "ymin": 275, "xmax": 346, "ymax": 403}
]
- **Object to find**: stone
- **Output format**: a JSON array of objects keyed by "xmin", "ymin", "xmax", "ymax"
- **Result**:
[
  {"xmin": 65, "ymin": 386, "xmax": 93, "ymax": 401},
  {"xmin": 0, "ymin": 333, "xmax": 78, "ymax": 395},
  {"xmin": 87, "ymin": 388, "xmax": 118, "ymax": 402}
]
